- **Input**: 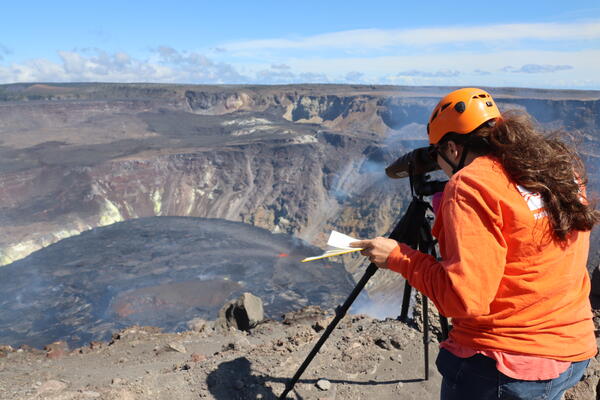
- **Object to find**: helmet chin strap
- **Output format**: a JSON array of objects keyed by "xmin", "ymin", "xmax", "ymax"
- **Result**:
[{"xmin": 438, "ymin": 144, "xmax": 471, "ymax": 174}]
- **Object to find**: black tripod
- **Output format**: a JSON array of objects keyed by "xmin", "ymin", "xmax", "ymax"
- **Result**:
[
  {"xmin": 279, "ymin": 176, "xmax": 449, "ymax": 399},
  {"xmin": 397, "ymin": 197, "xmax": 450, "ymax": 380}
]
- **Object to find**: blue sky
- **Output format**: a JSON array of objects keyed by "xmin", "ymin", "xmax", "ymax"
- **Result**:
[{"xmin": 1, "ymin": 1, "xmax": 599, "ymax": 89}]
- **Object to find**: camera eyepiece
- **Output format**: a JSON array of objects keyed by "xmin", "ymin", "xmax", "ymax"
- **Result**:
[
  {"xmin": 385, "ymin": 146, "xmax": 447, "ymax": 196},
  {"xmin": 385, "ymin": 146, "xmax": 440, "ymax": 179}
]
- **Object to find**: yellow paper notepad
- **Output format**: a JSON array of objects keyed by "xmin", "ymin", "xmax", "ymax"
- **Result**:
[{"xmin": 301, "ymin": 231, "xmax": 363, "ymax": 262}]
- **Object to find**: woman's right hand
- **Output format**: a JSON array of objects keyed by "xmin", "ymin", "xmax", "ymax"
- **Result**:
[{"xmin": 350, "ymin": 237, "xmax": 399, "ymax": 269}]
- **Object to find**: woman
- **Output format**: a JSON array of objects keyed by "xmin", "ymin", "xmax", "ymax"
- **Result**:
[{"xmin": 351, "ymin": 88, "xmax": 599, "ymax": 400}]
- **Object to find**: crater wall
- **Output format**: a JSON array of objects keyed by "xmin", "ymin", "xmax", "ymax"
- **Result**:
[{"xmin": 1, "ymin": 83, "xmax": 598, "ymax": 292}]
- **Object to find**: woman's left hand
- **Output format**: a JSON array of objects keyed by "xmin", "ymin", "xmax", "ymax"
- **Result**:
[{"xmin": 350, "ymin": 237, "xmax": 399, "ymax": 269}]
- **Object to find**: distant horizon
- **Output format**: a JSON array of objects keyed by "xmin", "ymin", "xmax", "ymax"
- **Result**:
[
  {"xmin": 1, "ymin": 2, "xmax": 599, "ymax": 89},
  {"xmin": 3, "ymin": 81, "xmax": 600, "ymax": 94}
]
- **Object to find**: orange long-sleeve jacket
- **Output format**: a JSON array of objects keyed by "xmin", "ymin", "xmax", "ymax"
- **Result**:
[{"xmin": 387, "ymin": 155, "xmax": 596, "ymax": 361}]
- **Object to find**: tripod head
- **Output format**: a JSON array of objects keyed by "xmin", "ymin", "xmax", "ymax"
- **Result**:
[{"xmin": 411, "ymin": 173, "xmax": 447, "ymax": 198}]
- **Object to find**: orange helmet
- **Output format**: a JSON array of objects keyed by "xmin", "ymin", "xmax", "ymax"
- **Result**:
[{"xmin": 427, "ymin": 88, "xmax": 501, "ymax": 145}]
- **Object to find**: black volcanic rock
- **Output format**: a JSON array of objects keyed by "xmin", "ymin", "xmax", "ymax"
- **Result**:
[{"xmin": 0, "ymin": 217, "xmax": 356, "ymax": 348}]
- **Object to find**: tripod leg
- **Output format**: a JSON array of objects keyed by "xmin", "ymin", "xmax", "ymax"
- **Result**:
[
  {"xmin": 281, "ymin": 198, "xmax": 431, "ymax": 398},
  {"xmin": 399, "ymin": 280, "xmax": 412, "ymax": 322},
  {"xmin": 439, "ymin": 315, "xmax": 450, "ymax": 340},
  {"xmin": 278, "ymin": 263, "xmax": 378, "ymax": 399},
  {"xmin": 423, "ymin": 295, "xmax": 429, "ymax": 381}
]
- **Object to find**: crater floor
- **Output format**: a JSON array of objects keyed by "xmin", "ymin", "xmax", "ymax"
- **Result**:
[{"xmin": 0, "ymin": 217, "xmax": 356, "ymax": 348}]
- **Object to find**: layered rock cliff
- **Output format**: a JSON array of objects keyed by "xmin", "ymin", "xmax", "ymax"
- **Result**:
[{"xmin": 1, "ymin": 83, "xmax": 599, "ymax": 294}]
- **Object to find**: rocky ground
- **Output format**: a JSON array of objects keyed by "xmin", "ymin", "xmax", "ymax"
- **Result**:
[{"xmin": 1, "ymin": 302, "xmax": 599, "ymax": 400}]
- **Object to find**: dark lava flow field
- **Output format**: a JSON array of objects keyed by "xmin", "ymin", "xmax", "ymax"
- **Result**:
[{"xmin": 0, "ymin": 217, "xmax": 356, "ymax": 348}]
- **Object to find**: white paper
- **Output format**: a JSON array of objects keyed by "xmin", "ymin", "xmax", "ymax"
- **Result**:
[
  {"xmin": 326, "ymin": 230, "xmax": 359, "ymax": 249},
  {"xmin": 301, "ymin": 230, "xmax": 363, "ymax": 262}
]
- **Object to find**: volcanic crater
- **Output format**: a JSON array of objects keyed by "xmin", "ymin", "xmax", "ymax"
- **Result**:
[
  {"xmin": 0, "ymin": 83, "xmax": 599, "ymax": 349},
  {"xmin": 0, "ymin": 217, "xmax": 357, "ymax": 348}
]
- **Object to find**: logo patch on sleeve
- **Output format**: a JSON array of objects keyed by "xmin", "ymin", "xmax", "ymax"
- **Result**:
[{"xmin": 516, "ymin": 185, "xmax": 547, "ymax": 219}]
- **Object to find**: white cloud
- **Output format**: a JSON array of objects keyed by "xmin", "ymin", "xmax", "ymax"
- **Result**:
[
  {"xmin": 395, "ymin": 69, "xmax": 461, "ymax": 78},
  {"xmin": 0, "ymin": 48, "xmax": 247, "ymax": 84},
  {"xmin": 345, "ymin": 71, "xmax": 364, "ymax": 82},
  {"xmin": 501, "ymin": 64, "xmax": 574, "ymax": 74},
  {"xmin": 0, "ymin": 58, "xmax": 68, "ymax": 82},
  {"xmin": 155, "ymin": 46, "xmax": 213, "ymax": 67},
  {"xmin": 222, "ymin": 20, "xmax": 600, "ymax": 52},
  {"xmin": 297, "ymin": 72, "xmax": 329, "ymax": 83},
  {"xmin": 253, "ymin": 68, "xmax": 329, "ymax": 84},
  {"xmin": 207, "ymin": 19, "xmax": 599, "ymax": 88},
  {"xmin": 153, "ymin": 47, "xmax": 246, "ymax": 82},
  {"xmin": 0, "ymin": 21, "xmax": 598, "ymax": 88},
  {"xmin": 254, "ymin": 68, "xmax": 296, "ymax": 83},
  {"xmin": 271, "ymin": 63, "xmax": 291, "ymax": 70},
  {"xmin": 281, "ymin": 49, "xmax": 600, "ymax": 88}
]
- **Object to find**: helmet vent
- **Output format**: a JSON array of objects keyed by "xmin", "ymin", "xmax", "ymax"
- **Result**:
[
  {"xmin": 478, "ymin": 94, "xmax": 487, "ymax": 98},
  {"xmin": 440, "ymin": 102, "xmax": 451, "ymax": 112},
  {"xmin": 486, "ymin": 101, "xmax": 493, "ymax": 107},
  {"xmin": 454, "ymin": 101, "xmax": 466, "ymax": 113},
  {"xmin": 431, "ymin": 108, "xmax": 439, "ymax": 122}
]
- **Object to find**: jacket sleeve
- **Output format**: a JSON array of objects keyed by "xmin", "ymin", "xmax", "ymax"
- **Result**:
[{"xmin": 387, "ymin": 179, "xmax": 508, "ymax": 318}]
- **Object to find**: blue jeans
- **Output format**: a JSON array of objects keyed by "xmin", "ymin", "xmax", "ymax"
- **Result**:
[{"xmin": 435, "ymin": 348, "xmax": 590, "ymax": 400}]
